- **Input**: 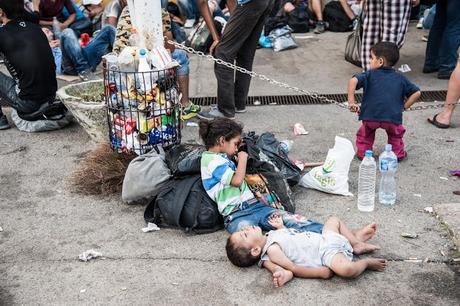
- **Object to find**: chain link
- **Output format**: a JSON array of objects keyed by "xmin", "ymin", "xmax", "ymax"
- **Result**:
[{"xmin": 168, "ymin": 39, "xmax": 460, "ymax": 112}]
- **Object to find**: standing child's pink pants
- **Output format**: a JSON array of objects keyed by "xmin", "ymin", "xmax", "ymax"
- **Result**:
[{"xmin": 356, "ymin": 121, "xmax": 406, "ymax": 161}]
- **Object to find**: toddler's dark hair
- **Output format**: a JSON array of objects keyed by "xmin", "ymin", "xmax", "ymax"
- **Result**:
[
  {"xmin": 226, "ymin": 236, "xmax": 259, "ymax": 267},
  {"xmin": 371, "ymin": 42, "xmax": 400, "ymax": 66},
  {"xmin": 199, "ymin": 118, "xmax": 243, "ymax": 148}
]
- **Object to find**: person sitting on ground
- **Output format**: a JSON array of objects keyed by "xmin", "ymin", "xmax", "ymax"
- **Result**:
[
  {"xmin": 226, "ymin": 215, "xmax": 386, "ymax": 286},
  {"xmin": 102, "ymin": 0, "xmax": 126, "ymax": 27},
  {"xmin": 427, "ymin": 47, "xmax": 460, "ymax": 129},
  {"xmin": 80, "ymin": 0, "xmax": 108, "ymax": 19},
  {"xmin": 348, "ymin": 41, "xmax": 421, "ymax": 161},
  {"xmin": 113, "ymin": 5, "xmax": 201, "ymax": 119},
  {"xmin": 36, "ymin": 0, "xmax": 79, "ymax": 32},
  {"xmin": 309, "ymin": 0, "xmax": 360, "ymax": 33},
  {"xmin": 0, "ymin": 0, "xmax": 58, "ymax": 130},
  {"xmin": 60, "ymin": 23, "xmax": 115, "ymax": 81},
  {"xmin": 42, "ymin": 27, "xmax": 63, "ymax": 74},
  {"xmin": 60, "ymin": 0, "xmax": 92, "ymax": 35}
]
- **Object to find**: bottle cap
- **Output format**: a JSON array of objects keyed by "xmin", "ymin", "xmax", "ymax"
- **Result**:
[
  {"xmin": 385, "ymin": 144, "xmax": 392, "ymax": 151},
  {"xmin": 365, "ymin": 150, "xmax": 373, "ymax": 157},
  {"xmin": 139, "ymin": 48, "xmax": 147, "ymax": 56}
]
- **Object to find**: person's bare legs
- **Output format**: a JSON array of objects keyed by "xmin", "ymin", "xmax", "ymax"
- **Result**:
[
  {"xmin": 429, "ymin": 61, "xmax": 460, "ymax": 125},
  {"xmin": 309, "ymin": 0, "xmax": 324, "ymax": 21},
  {"xmin": 353, "ymin": 223, "xmax": 377, "ymax": 242},
  {"xmin": 330, "ymin": 253, "xmax": 387, "ymax": 279},
  {"xmin": 263, "ymin": 259, "xmax": 294, "ymax": 288},
  {"xmin": 323, "ymin": 217, "xmax": 380, "ymax": 255},
  {"xmin": 339, "ymin": 0, "xmax": 356, "ymax": 20},
  {"xmin": 177, "ymin": 75, "xmax": 189, "ymax": 105}
]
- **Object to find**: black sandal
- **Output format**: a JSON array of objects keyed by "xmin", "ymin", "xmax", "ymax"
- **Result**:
[{"xmin": 427, "ymin": 114, "xmax": 450, "ymax": 129}]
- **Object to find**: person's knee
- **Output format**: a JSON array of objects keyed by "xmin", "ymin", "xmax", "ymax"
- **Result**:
[
  {"xmin": 283, "ymin": 2, "xmax": 295, "ymax": 13},
  {"xmin": 336, "ymin": 263, "xmax": 357, "ymax": 278},
  {"xmin": 61, "ymin": 28, "xmax": 74, "ymax": 39},
  {"xmin": 325, "ymin": 216, "xmax": 341, "ymax": 227}
]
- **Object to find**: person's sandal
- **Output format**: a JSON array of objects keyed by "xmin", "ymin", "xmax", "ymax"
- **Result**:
[{"xmin": 427, "ymin": 113, "xmax": 450, "ymax": 129}]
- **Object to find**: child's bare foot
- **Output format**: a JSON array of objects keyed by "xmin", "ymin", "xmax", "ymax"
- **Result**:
[
  {"xmin": 354, "ymin": 223, "xmax": 377, "ymax": 242},
  {"xmin": 273, "ymin": 269, "xmax": 294, "ymax": 288},
  {"xmin": 353, "ymin": 242, "xmax": 380, "ymax": 255},
  {"xmin": 366, "ymin": 258, "xmax": 387, "ymax": 272}
]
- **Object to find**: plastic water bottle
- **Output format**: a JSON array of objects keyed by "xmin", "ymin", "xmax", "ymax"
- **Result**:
[
  {"xmin": 358, "ymin": 150, "xmax": 376, "ymax": 212},
  {"xmin": 52, "ymin": 17, "xmax": 62, "ymax": 39},
  {"xmin": 137, "ymin": 48, "xmax": 154, "ymax": 93},
  {"xmin": 129, "ymin": 28, "xmax": 140, "ymax": 47},
  {"xmin": 379, "ymin": 144, "xmax": 398, "ymax": 205}
]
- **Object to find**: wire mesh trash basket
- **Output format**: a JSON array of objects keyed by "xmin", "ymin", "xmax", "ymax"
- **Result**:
[{"xmin": 104, "ymin": 66, "xmax": 181, "ymax": 155}]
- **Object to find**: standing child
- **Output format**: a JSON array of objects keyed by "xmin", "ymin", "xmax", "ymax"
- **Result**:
[{"xmin": 348, "ymin": 41, "xmax": 421, "ymax": 161}]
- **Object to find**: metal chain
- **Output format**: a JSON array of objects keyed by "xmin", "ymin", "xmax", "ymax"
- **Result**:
[{"xmin": 167, "ymin": 39, "xmax": 460, "ymax": 112}]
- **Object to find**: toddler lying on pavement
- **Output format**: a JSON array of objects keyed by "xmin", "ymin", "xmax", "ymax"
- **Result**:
[{"xmin": 226, "ymin": 215, "xmax": 386, "ymax": 287}]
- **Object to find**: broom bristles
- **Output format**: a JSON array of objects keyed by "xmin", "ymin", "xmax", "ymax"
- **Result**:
[{"xmin": 69, "ymin": 143, "xmax": 135, "ymax": 195}]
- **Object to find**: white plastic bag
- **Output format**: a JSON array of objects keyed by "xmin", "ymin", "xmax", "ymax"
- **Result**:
[
  {"xmin": 122, "ymin": 147, "xmax": 171, "ymax": 203},
  {"xmin": 299, "ymin": 136, "xmax": 355, "ymax": 196}
]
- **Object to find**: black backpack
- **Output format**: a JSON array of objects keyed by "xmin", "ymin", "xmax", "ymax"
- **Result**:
[
  {"xmin": 243, "ymin": 133, "xmax": 296, "ymax": 213},
  {"xmin": 144, "ymin": 175, "xmax": 224, "ymax": 234},
  {"xmin": 323, "ymin": 1, "xmax": 353, "ymax": 32},
  {"xmin": 286, "ymin": 7, "xmax": 310, "ymax": 33}
]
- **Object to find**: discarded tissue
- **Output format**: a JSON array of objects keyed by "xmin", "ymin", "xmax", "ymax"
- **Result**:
[
  {"xmin": 142, "ymin": 222, "xmax": 160, "ymax": 232},
  {"xmin": 78, "ymin": 249, "xmax": 103, "ymax": 262}
]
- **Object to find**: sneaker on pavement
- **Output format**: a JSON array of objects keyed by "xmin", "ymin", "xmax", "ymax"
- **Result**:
[
  {"xmin": 78, "ymin": 69, "xmax": 97, "ymax": 82},
  {"xmin": 182, "ymin": 101, "xmax": 201, "ymax": 120},
  {"xmin": 197, "ymin": 108, "xmax": 234, "ymax": 121},
  {"xmin": 235, "ymin": 108, "xmax": 247, "ymax": 113},
  {"xmin": 0, "ymin": 114, "xmax": 11, "ymax": 130},
  {"xmin": 313, "ymin": 21, "xmax": 326, "ymax": 34}
]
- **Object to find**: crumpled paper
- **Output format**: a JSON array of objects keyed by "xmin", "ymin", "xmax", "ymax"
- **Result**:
[
  {"xmin": 142, "ymin": 222, "xmax": 160, "ymax": 233},
  {"xmin": 78, "ymin": 249, "xmax": 102, "ymax": 262}
]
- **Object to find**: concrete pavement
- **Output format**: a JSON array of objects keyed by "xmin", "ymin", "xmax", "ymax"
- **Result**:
[{"xmin": 1, "ymin": 24, "xmax": 460, "ymax": 305}]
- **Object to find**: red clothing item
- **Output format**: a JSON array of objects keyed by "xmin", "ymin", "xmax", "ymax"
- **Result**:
[
  {"xmin": 39, "ymin": 0, "xmax": 76, "ymax": 22},
  {"xmin": 356, "ymin": 121, "xmax": 407, "ymax": 161}
]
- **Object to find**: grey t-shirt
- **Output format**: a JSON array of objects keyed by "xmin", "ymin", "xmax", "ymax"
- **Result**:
[
  {"xmin": 102, "ymin": 0, "xmax": 122, "ymax": 26},
  {"xmin": 259, "ymin": 228, "xmax": 323, "ymax": 268}
]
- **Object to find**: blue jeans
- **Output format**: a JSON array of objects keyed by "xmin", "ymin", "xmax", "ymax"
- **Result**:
[
  {"xmin": 69, "ymin": 17, "xmax": 93, "ymax": 36},
  {"xmin": 171, "ymin": 21, "xmax": 187, "ymax": 43},
  {"xmin": 172, "ymin": 49, "xmax": 189, "ymax": 76},
  {"xmin": 424, "ymin": 0, "xmax": 460, "ymax": 74},
  {"xmin": 61, "ymin": 25, "xmax": 116, "ymax": 74},
  {"xmin": 178, "ymin": 0, "xmax": 199, "ymax": 20},
  {"xmin": 224, "ymin": 201, "xmax": 323, "ymax": 234}
]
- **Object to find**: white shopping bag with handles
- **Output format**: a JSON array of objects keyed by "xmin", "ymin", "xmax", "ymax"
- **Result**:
[{"xmin": 299, "ymin": 136, "xmax": 355, "ymax": 196}]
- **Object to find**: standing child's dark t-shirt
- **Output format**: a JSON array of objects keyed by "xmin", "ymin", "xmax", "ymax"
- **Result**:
[
  {"xmin": 0, "ymin": 20, "xmax": 57, "ymax": 103},
  {"xmin": 355, "ymin": 67, "xmax": 420, "ymax": 125}
]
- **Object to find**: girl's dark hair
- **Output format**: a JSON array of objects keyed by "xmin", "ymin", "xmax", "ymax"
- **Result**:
[
  {"xmin": 0, "ymin": 0, "xmax": 24, "ymax": 19},
  {"xmin": 199, "ymin": 118, "xmax": 243, "ymax": 148}
]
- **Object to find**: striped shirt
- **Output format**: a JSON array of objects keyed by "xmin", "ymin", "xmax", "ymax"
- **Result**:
[{"xmin": 201, "ymin": 151, "xmax": 254, "ymax": 216}]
